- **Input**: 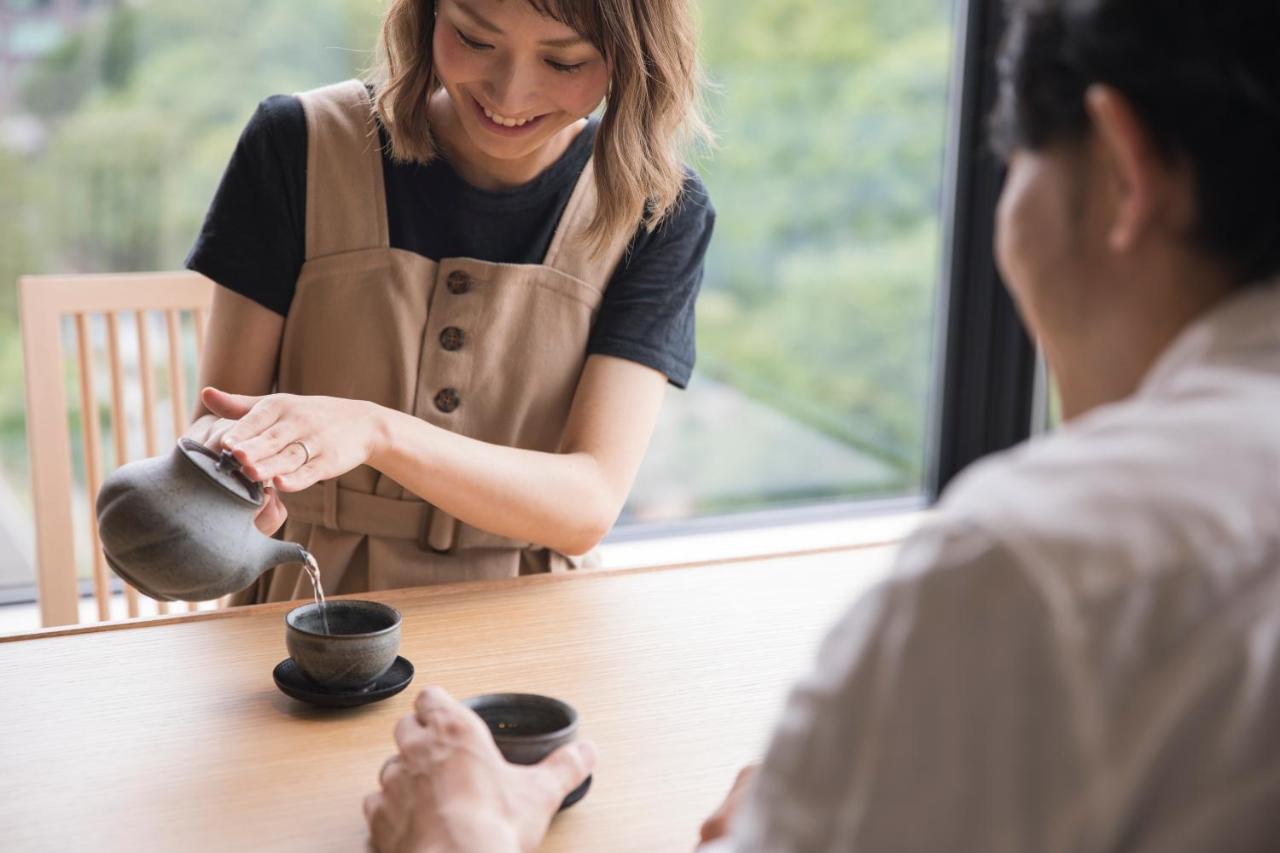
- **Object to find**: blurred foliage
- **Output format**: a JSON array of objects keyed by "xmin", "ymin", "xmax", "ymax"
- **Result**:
[{"xmin": 0, "ymin": 0, "xmax": 954, "ymax": 512}]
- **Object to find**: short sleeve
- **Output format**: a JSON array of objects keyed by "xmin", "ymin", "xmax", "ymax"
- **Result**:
[
  {"xmin": 587, "ymin": 170, "xmax": 715, "ymax": 388},
  {"xmin": 185, "ymin": 95, "xmax": 307, "ymax": 316},
  {"xmin": 729, "ymin": 520, "xmax": 1086, "ymax": 852}
]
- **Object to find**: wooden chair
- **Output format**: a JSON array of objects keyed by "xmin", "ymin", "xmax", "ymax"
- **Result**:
[{"xmin": 19, "ymin": 272, "xmax": 216, "ymax": 627}]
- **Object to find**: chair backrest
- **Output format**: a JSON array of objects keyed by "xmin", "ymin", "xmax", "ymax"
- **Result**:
[{"xmin": 18, "ymin": 272, "xmax": 216, "ymax": 627}]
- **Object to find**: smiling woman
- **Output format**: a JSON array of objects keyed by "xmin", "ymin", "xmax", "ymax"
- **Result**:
[
  {"xmin": 182, "ymin": 0, "xmax": 717, "ymax": 604},
  {"xmin": 376, "ymin": 0, "xmax": 708, "ymax": 249}
]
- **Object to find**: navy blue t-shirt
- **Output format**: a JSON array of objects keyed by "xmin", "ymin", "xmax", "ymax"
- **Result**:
[{"xmin": 186, "ymin": 95, "xmax": 715, "ymax": 388}]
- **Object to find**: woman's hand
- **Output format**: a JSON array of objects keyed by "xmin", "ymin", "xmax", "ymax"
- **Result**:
[
  {"xmin": 186, "ymin": 411, "xmax": 239, "ymax": 453},
  {"xmin": 364, "ymin": 686, "xmax": 595, "ymax": 853},
  {"xmin": 201, "ymin": 386, "xmax": 386, "ymax": 493},
  {"xmin": 185, "ymin": 410, "xmax": 289, "ymax": 535}
]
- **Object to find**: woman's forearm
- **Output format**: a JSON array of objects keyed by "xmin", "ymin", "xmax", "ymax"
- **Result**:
[{"xmin": 367, "ymin": 406, "xmax": 619, "ymax": 555}]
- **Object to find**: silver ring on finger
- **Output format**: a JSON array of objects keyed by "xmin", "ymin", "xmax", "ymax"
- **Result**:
[{"xmin": 287, "ymin": 439, "xmax": 312, "ymax": 467}]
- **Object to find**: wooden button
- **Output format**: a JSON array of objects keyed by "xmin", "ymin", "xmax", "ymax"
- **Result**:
[
  {"xmin": 434, "ymin": 388, "xmax": 460, "ymax": 413},
  {"xmin": 439, "ymin": 327, "xmax": 464, "ymax": 351},
  {"xmin": 446, "ymin": 270, "xmax": 472, "ymax": 295}
]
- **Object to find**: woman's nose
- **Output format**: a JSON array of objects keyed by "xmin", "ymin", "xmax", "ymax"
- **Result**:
[{"xmin": 483, "ymin": 56, "xmax": 538, "ymax": 115}]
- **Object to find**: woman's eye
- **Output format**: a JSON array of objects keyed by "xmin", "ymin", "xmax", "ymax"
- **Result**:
[
  {"xmin": 546, "ymin": 59, "xmax": 585, "ymax": 74},
  {"xmin": 455, "ymin": 28, "xmax": 492, "ymax": 51}
]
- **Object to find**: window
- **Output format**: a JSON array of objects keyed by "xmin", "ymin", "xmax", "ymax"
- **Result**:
[
  {"xmin": 0, "ymin": 0, "xmax": 1019, "ymax": 604},
  {"xmin": 625, "ymin": 0, "xmax": 956, "ymax": 522}
]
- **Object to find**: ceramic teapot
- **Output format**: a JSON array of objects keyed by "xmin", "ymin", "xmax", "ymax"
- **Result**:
[{"xmin": 95, "ymin": 438, "xmax": 307, "ymax": 601}]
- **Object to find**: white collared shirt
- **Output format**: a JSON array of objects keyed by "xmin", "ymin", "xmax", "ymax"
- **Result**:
[{"xmin": 725, "ymin": 281, "xmax": 1280, "ymax": 851}]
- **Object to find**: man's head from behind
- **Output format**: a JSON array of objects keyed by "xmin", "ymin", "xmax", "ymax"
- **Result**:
[{"xmin": 988, "ymin": 0, "xmax": 1280, "ymax": 418}]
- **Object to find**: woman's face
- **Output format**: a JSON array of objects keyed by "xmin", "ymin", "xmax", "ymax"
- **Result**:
[{"xmin": 432, "ymin": 0, "xmax": 609, "ymax": 164}]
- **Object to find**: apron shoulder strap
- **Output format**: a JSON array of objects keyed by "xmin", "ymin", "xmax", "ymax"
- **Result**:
[
  {"xmin": 296, "ymin": 79, "xmax": 389, "ymax": 260},
  {"xmin": 542, "ymin": 156, "xmax": 636, "ymax": 289}
]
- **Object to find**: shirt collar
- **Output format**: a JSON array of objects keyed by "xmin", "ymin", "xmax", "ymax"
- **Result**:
[{"xmin": 1138, "ymin": 276, "xmax": 1280, "ymax": 398}]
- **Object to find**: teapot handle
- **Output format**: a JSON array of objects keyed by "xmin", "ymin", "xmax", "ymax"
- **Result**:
[{"xmin": 177, "ymin": 438, "xmax": 264, "ymax": 504}]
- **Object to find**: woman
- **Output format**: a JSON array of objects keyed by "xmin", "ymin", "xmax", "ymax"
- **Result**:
[{"xmin": 184, "ymin": 0, "xmax": 715, "ymax": 602}]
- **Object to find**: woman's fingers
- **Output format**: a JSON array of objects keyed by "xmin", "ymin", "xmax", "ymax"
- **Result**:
[
  {"xmin": 253, "ymin": 487, "xmax": 288, "ymax": 535},
  {"xmin": 230, "ymin": 422, "xmax": 296, "ymax": 471},
  {"xmin": 244, "ymin": 439, "xmax": 310, "ymax": 483},
  {"xmin": 273, "ymin": 455, "xmax": 325, "ymax": 493},
  {"xmin": 201, "ymin": 387, "xmax": 259, "ymax": 420},
  {"xmin": 220, "ymin": 395, "xmax": 284, "ymax": 452}
]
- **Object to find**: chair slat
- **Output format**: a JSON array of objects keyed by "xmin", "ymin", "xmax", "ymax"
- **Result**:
[
  {"xmin": 135, "ymin": 310, "xmax": 159, "ymax": 457},
  {"xmin": 105, "ymin": 313, "xmax": 141, "ymax": 619},
  {"xmin": 191, "ymin": 309, "xmax": 211, "ymax": 614},
  {"xmin": 135, "ymin": 310, "xmax": 168, "ymax": 614},
  {"xmin": 162, "ymin": 310, "xmax": 191, "ymax": 617},
  {"xmin": 194, "ymin": 308, "xmax": 207, "ymax": 375},
  {"xmin": 166, "ymin": 309, "xmax": 187, "ymax": 440},
  {"xmin": 74, "ymin": 314, "xmax": 111, "ymax": 622}
]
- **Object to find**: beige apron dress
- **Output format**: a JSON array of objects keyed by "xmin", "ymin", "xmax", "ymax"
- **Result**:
[{"xmin": 232, "ymin": 79, "xmax": 633, "ymax": 604}]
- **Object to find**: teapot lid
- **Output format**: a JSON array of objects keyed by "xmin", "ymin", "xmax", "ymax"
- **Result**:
[{"xmin": 177, "ymin": 438, "xmax": 264, "ymax": 506}]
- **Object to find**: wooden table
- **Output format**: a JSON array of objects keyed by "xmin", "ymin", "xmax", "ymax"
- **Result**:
[{"xmin": 1, "ymin": 546, "xmax": 897, "ymax": 852}]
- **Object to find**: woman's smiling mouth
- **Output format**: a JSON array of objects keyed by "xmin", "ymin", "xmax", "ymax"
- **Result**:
[{"xmin": 471, "ymin": 95, "xmax": 547, "ymax": 134}]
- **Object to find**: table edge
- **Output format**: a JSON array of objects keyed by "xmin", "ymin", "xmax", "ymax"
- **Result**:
[{"xmin": 0, "ymin": 538, "xmax": 902, "ymax": 644}]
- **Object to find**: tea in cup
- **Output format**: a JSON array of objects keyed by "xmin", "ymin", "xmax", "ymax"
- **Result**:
[
  {"xmin": 463, "ymin": 693, "xmax": 590, "ymax": 809},
  {"xmin": 285, "ymin": 600, "xmax": 401, "ymax": 691}
]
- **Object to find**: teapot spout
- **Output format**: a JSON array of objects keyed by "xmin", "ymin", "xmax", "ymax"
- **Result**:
[{"xmin": 267, "ymin": 539, "xmax": 311, "ymax": 571}]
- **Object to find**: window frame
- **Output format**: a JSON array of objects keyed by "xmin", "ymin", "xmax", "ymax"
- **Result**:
[{"xmin": 925, "ymin": 0, "xmax": 1036, "ymax": 501}]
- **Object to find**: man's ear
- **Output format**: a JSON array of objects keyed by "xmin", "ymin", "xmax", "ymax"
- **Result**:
[{"xmin": 1084, "ymin": 84, "xmax": 1181, "ymax": 253}]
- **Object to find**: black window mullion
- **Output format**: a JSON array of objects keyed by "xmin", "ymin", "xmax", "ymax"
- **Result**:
[{"xmin": 926, "ymin": 0, "xmax": 1036, "ymax": 502}]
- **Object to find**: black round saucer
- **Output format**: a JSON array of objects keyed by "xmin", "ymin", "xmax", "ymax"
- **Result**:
[{"xmin": 273, "ymin": 656, "xmax": 415, "ymax": 708}]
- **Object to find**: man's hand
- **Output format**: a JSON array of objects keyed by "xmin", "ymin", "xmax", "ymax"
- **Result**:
[
  {"xmin": 697, "ymin": 764, "xmax": 758, "ymax": 847},
  {"xmin": 364, "ymin": 686, "xmax": 596, "ymax": 853}
]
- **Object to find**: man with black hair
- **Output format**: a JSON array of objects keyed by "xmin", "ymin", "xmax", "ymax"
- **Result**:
[{"xmin": 363, "ymin": 1, "xmax": 1280, "ymax": 849}]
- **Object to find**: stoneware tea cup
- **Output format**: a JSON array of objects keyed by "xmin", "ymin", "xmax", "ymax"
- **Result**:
[
  {"xmin": 463, "ymin": 693, "xmax": 591, "ymax": 809},
  {"xmin": 285, "ymin": 600, "xmax": 401, "ymax": 691}
]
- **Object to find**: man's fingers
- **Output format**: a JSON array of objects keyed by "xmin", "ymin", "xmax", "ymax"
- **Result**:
[
  {"xmin": 535, "ymin": 739, "xmax": 596, "ymax": 803},
  {"xmin": 413, "ymin": 685, "xmax": 463, "ymax": 724},
  {"xmin": 363, "ymin": 791, "xmax": 399, "ymax": 853},
  {"xmin": 699, "ymin": 810, "xmax": 730, "ymax": 843},
  {"xmin": 698, "ymin": 763, "xmax": 758, "ymax": 843},
  {"xmin": 393, "ymin": 712, "xmax": 426, "ymax": 752}
]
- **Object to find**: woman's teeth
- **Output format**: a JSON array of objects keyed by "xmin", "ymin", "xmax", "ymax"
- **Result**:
[{"xmin": 483, "ymin": 107, "xmax": 533, "ymax": 127}]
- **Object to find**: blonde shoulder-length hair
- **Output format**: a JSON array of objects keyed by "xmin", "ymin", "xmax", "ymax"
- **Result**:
[{"xmin": 370, "ymin": 0, "xmax": 711, "ymax": 255}]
